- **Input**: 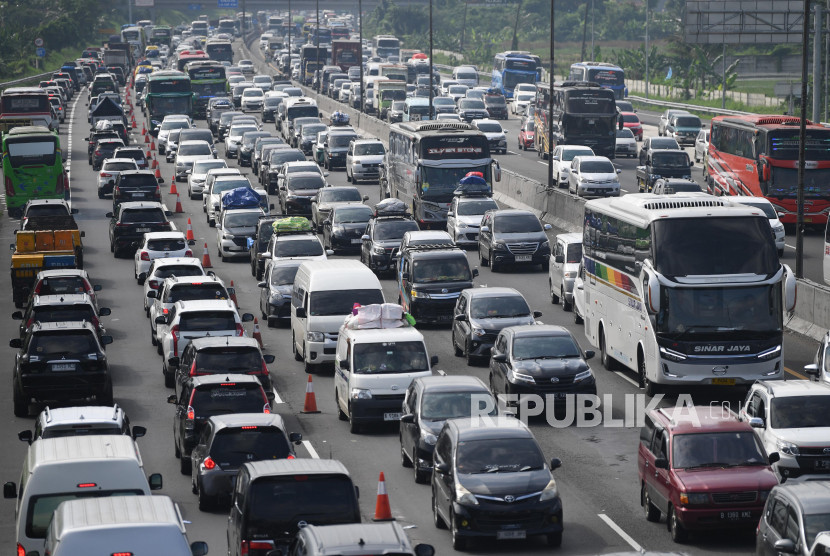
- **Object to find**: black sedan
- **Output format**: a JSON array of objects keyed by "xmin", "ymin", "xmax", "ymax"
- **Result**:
[{"xmin": 321, "ymin": 204, "xmax": 373, "ymax": 255}]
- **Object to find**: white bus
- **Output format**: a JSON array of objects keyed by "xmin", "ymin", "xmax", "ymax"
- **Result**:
[
  {"xmin": 385, "ymin": 121, "xmax": 500, "ymax": 228},
  {"xmin": 581, "ymin": 194, "xmax": 796, "ymax": 396}
]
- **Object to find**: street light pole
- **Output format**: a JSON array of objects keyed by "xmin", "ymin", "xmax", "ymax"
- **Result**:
[
  {"xmin": 797, "ymin": 0, "xmax": 810, "ymax": 278},
  {"xmin": 428, "ymin": 0, "xmax": 433, "ymax": 119},
  {"xmin": 645, "ymin": 0, "xmax": 649, "ymax": 99},
  {"xmin": 287, "ymin": 0, "xmax": 291, "ymax": 76},
  {"xmin": 359, "ymin": 0, "xmax": 364, "ymax": 113},
  {"xmin": 548, "ymin": 0, "xmax": 554, "ymax": 189},
  {"xmin": 316, "ymin": 0, "xmax": 320, "ymax": 92}
]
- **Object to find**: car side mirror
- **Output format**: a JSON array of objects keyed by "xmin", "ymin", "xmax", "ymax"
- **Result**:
[
  {"xmin": 584, "ymin": 349, "xmax": 595, "ymax": 360},
  {"xmin": 9, "ymin": 338, "xmax": 22, "ymax": 349},
  {"xmin": 155, "ymin": 315, "xmax": 168, "ymax": 324},
  {"xmin": 11, "ymin": 311, "xmax": 23, "ymax": 320},
  {"xmin": 690, "ymin": 159, "xmax": 695, "ymax": 168},
  {"xmin": 167, "ymin": 394, "xmax": 177, "ymax": 404},
  {"xmin": 71, "ymin": 208, "xmax": 79, "ymax": 214},
  {"xmin": 18, "ymin": 430, "xmax": 33, "ymax": 444},
  {"xmin": 241, "ymin": 313, "xmax": 254, "ymax": 322},
  {"xmin": 262, "ymin": 354, "xmax": 275, "ymax": 364},
  {"xmin": 472, "ymin": 268, "xmax": 479, "ymax": 278},
  {"xmin": 168, "ymin": 356, "xmax": 180, "ymax": 367},
  {"xmin": 258, "ymin": 281, "xmax": 267, "ymax": 288},
  {"xmin": 549, "ymin": 458, "xmax": 562, "ymax": 471},
  {"xmin": 97, "ymin": 307, "xmax": 112, "ymax": 316},
  {"xmin": 265, "ymin": 551, "xmax": 283, "ymax": 556},
  {"xmin": 101, "ymin": 335, "xmax": 113, "ymax": 345},
  {"xmin": 4, "ymin": 482, "xmax": 17, "ymax": 499},
  {"xmin": 132, "ymin": 425, "xmax": 147, "ymax": 439},
  {"xmin": 749, "ymin": 417, "xmax": 765, "ymax": 429},
  {"xmin": 480, "ymin": 226, "xmax": 489, "ymax": 234},
  {"xmin": 105, "ymin": 212, "xmax": 114, "ymax": 218},
  {"xmin": 554, "ymin": 255, "xmax": 564, "ymax": 264},
  {"xmin": 654, "ymin": 458, "xmax": 668, "ymax": 469},
  {"xmin": 361, "ymin": 234, "xmax": 370, "ymax": 241},
  {"xmin": 288, "ymin": 432, "xmax": 303, "ymax": 444},
  {"xmin": 804, "ymin": 363, "xmax": 820, "ymax": 378},
  {"xmin": 769, "ymin": 452, "xmax": 781, "ymax": 465},
  {"xmin": 147, "ymin": 472, "xmax": 163, "ymax": 491},
  {"xmin": 773, "ymin": 539, "xmax": 796, "ymax": 554},
  {"xmin": 362, "ymin": 195, "xmax": 369, "ymax": 201},
  {"xmin": 400, "ymin": 413, "xmax": 416, "ymax": 424},
  {"xmin": 454, "ymin": 313, "xmax": 468, "ymax": 322},
  {"xmin": 190, "ymin": 541, "xmax": 209, "ymax": 556},
  {"xmin": 93, "ymin": 284, "xmax": 103, "ymax": 291},
  {"xmin": 533, "ymin": 310, "xmax": 543, "ymax": 319},
  {"xmin": 492, "ymin": 352, "xmax": 507, "ymax": 362},
  {"xmin": 434, "ymin": 462, "xmax": 450, "ymax": 475},
  {"xmin": 295, "ymin": 307, "xmax": 306, "ymax": 318},
  {"xmin": 146, "ymin": 290, "xmax": 156, "ymax": 299}
]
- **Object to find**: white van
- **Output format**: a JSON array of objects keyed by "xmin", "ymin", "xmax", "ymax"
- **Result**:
[
  {"xmin": 4, "ymin": 435, "xmax": 162, "ymax": 556},
  {"xmin": 334, "ymin": 304, "xmax": 436, "ymax": 433},
  {"xmin": 453, "ymin": 65, "xmax": 479, "ymax": 88},
  {"xmin": 291, "ymin": 260, "xmax": 385, "ymax": 373},
  {"xmin": 44, "ymin": 495, "xmax": 207, "ymax": 556},
  {"xmin": 362, "ymin": 75, "xmax": 389, "ymax": 115}
]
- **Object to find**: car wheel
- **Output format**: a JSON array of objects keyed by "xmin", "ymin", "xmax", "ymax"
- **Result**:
[
  {"xmin": 465, "ymin": 340, "xmax": 476, "ymax": 366},
  {"xmin": 348, "ymin": 404, "xmax": 361, "ymax": 434},
  {"xmin": 180, "ymin": 454, "xmax": 191, "ymax": 475},
  {"xmin": 550, "ymin": 280, "xmax": 560, "ymax": 304},
  {"xmin": 433, "ymin": 489, "xmax": 447, "ymax": 529},
  {"xmin": 450, "ymin": 509, "xmax": 467, "ymax": 550},
  {"xmin": 13, "ymin": 382, "xmax": 28, "ymax": 417},
  {"xmin": 642, "ymin": 484, "xmax": 661, "ymax": 522},
  {"xmin": 561, "ymin": 287, "xmax": 572, "ymax": 312},
  {"xmin": 547, "ymin": 532, "xmax": 562, "ymax": 547},
  {"xmin": 490, "ymin": 250, "xmax": 500, "ymax": 272},
  {"xmin": 400, "ymin": 440, "xmax": 413, "ymax": 468},
  {"xmin": 346, "ymin": 171, "xmax": 351, "ymax": 182},
  {"xmin": 98, "ymin": 189, "xmax": 105, "ymax": 199},
  {"xmin": 292, "ymin": 333, "xmax": 302, "ymax": 361},
  {"xmin": 151, "ymin": 327, "xmax": 157, "ymax": 345},
  {"xmin": 453, "ymin": 334, "xmax": 463, "ymax": 357},
  {"xmin": 174, "ymin": 438, "xmax": 181, "ymax": 458},
  {"xmin": 668, "ymin": 505, "xmax": 687, "ymax": 543},
  {"xmin": 573, "ymin": 306, "xmax": 583, "ymax": 325},
  {"xmin": 479, "ymin": 245, "xmax": 489, "ymax": 267},
  {"xmin": 413, "ymin": 448, "xmax": 428, "ymax": 484},
  {"xmin": 302, "ymin": 344, "xmax": 314, "ymax": 373},
  {"xmin": 778, "ymin": 248, "xmax": 784, "ymax": 258}
]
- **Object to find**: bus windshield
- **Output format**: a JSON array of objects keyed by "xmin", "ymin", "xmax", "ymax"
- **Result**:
[
  {"xmin": 6, "ymin": 138, "xmax": 57, "ymax": 167},
  {"xmin": 587, "ymin": 68, "xmax": 624, "ymax": 86},
  {"xmin": 565, "ymin": 92, "xmax": 616, "ymax": 114},
  {"xmin": 767, "ymin": 167, "xmax": 830, "ymax": 198},
  {"xmin": 767, "ymin": 129, "xmax": 830, "ymax": 161},
  {"xmin": 2, "ymin": 95, "xmax": 50, "ymax": 114},
  {"xmin": 148, "ymin": 79, "xmax": 190, "ymax": 94},
  {"xmin": 421, "ymin": 165, "xmax": 490, "ymax": 202}
]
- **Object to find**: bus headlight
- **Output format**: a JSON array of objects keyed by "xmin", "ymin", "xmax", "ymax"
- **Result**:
[
  {"xmin": 757, "ymin": 345, "xmax": 781, "ymax": 361},
  {"xmin": 659, "ymin": 346, "xmax": 687, "ymax": 362}
]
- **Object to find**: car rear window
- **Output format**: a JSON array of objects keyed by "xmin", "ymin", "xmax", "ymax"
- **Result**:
[
  {"xmin": 209, "ymin": 427, "xmax": 290, "ymax": 466},
  {"xmin": 288, "ymin": 175, "xmax": 325, "ymax": 190},
  {"xmin": 153, "ymin": 265, "xmax": 203, "ymax": 279},
  {"xmin": 178, "ymin": 311, "xmax": 236, "ymax": 331},
  {"xmin": 148, "ymin": 238, "xmax": 186, "ymax": 251},
  {"xmin": 196, "ymin": 347, "xmax": 262, "ymax": 371},
  {"xmin": 29, "ymin": 332, "xmax": 97, "ymax": 355},
  {"xmin": 26, "ymin": 491, "xmax": 144, "ymax": 538},
  {"xmin": 247, "ymin": 475, "xmax": 355, "ymax": 527},
  {"xmin": 41, "ymin": 424, "xmax": 122, "ymax": 439},
  {"xmin": 192, "ymin": 383, "xmax": 265, "ymax": 415},
  {"xmin": 322, "ymin": 188, "xmax": 361, "ymax": 203},
  {"xmin": 121, "ymin": 208, "xmax": 165, "ymax": 223},
  {"xmin": 37, "ymin": 277, "xmax": 87, "ymax": 295},
  {"xmin": 104, "ymin": 162, "xmax": 138, "ymax": 171},
  {"xmin": 119, "ymin": 175, "xmax": 159, "ymax": 188},
  {"xmin": 671, "ymin": 432, "xmax": 766, "ymax": 469},
  {"xmin": 168, "ymin": 284, "xmax": 228, "ymax": 302},
  {"xmin": 32, "ymin": 305, "xmax": 96, "ymax": 323},
  {"xmin": 26, "ymin": 205, "xmax": 68, "ymax": 217},
  {"xmin": 566, "ymin": 243, "xmax": 582, "ymax": 263},
  {"xmin": 274, "ymin": 238, "xmax": 323, "ymax": 258}
]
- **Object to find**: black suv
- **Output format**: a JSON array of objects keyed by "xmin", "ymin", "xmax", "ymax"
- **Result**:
[
  {"xmin": 397, "ymin": 246, "xmax": 477, "ymax": 325},
  {"xmin": 238, "ymin": 131, "xmax": 274, "ymax": 167},
  {"xmin": 322, "ymin": 204, "xmax": 374, "ymax": 255},
  {"xmin": 483, "ymin": 93, "xmax": 508, "ymax": 120},
  {"xmin": 170, "ymin": 336, "xmax": 276, "ymax": 401},
  {"xmin": 457, "ymin": 99, "xmax": 489, "ymax": 123},
  {"xmin": 431, "ymin": 418, "xmax": 564, "ymax": 550},
  {"xmin": 86, "ymin": 129, "xmax": 120, "ymax": 163},
  {"xmin": 190, "ymin": 414, "xmax": 301, "ymax": 510},
  {"xmin": 264, "ymin": 149, "xmax": 306, "ymax": 193},
  {"xmin": 168, "ymin": 374, "xmax": 271, "ymax": 474},
  {"xmin": 208, "ymin": 100, "xmax": 235, "ymax": 136},
  {"xmin": 360, "ymin": 215, "xmax": 420, "ymax": 275},
  {"xmin": 478, "ymin": 209, "xmax": 552, "ymax": 272},
  {"xmin": 11, "ymin": 321, "xmax": 114, "ymax": 417},
  {"xmin": 217, "ymin": 110, "xmax": 244, "ymax": 141},
  {"xmin": 13, "ymin": 293, "xmax": 111, "ymax": 340},
  {"xmin": 253, "ymin": 138, "xmax": 285, "ymax": 176},
  {"xmin": 112, "ymin": 170, "xmax": 162, "ymax": 211},
  {"xmin": 279, "ymin": 172, "xmax": 326, "ymax": 217},
  {"xmin": 91, "ymin": 137, "xmax": 125, "ymax": 170},
  {"xmin": 107, "ymin": 201, "xmax": 174, "ymax": 257},
  {"xmin": 323, "ymin": 131, "xmax": 357, "ymax": 170},
  {"xmin": 250, "ymin": 215, "xmax": 278, "ymax": 280}
]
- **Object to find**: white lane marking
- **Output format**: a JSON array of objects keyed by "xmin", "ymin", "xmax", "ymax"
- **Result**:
[
  {"xmin": 598, "ymin": 513, "xmax": 643, "ymax": 552},
  {"xmin": 302, "ymin": 440, "xmax": 320, "ymax": 459},
  {"xmin": 613, "ymin": 371, "xmax": 640, "ymax": 388},
  {"xmin": 507, "ymin": 150, "xmax": 520, "ymax": 155},
  {"xmin": 786, "ymin": 244, "xmax": 796, "ymax": 250},
  {"xmin": 271, "ymin": 388, "xmax": 284, "ymax": 404},
  {"xmin": 537, "ymin": 161, "xmax": 549, "ymax": 166}
]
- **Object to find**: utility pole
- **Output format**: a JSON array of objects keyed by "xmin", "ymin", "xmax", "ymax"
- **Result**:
[
  {"xmin": 460, "ymin": 0, "xmax": 468, "ymax": 54},
  {"xmin": 814, "ymin": 3, "xmax": 823, "ymax": 122},
  {"xmin": 287, "ymin": 0, "xmax": 291, "ymax": 75},
  {"xmin": 722, "ymin": 41, "xmax": 726, "ymax": 109},
  {"xmin": 797, "ymin": 0, "xmax": 810, "ymax": 278},
  {"xmin": 548, "ymin": 0, "xmax": 554, "ymax": 189},
  {"xmin": 359, "ymin": 0, "xmax": 364, "ymax": 113},
  {"xmin": 428, "ymin": 0, "xmax": 433, "ymax": 120},
  {"xmin": 580, "ymin": 1, "xmax": 588, "ymax": 61},
  {"xmin": 316, "ymin": 0, "xmax": 320, "ymax": 92},
  {"xmin": 128, "ymin": 0, "xmax": 132, "ymax": 26},
  {"xmin": 645, "ymin": 0, "xmax": 649, "ymax": 99},
  {"xmin": 590, "ymin": 0, "xmax": 594, "ymax": 58}
]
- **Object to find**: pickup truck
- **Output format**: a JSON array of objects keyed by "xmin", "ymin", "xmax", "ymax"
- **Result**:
[{"xmin": 636, "ymin": 149, "xmax": 694, "ymax": 193}]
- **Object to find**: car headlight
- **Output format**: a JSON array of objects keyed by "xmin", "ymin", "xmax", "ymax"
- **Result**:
[
  {"xmin": 679, "ymin": 492, "xmax": 709, "ymax": 505},
  {"xmin": 540, "ymin": 240, "xmax": 550, "ymax": 250},
  {"xmin": 573, "ymin": 369, "xmax": 593, "ymax": 383},
  {"xmin": 306, "ymin": 331, "xmax": 325, "ymax": 343},
  {"xmin": 456, "ymin": 483, "xmax": 479, "ymax": 506},
  {"xmin": 421, "ymin": 429, "xmax": 438, "ymax": 445},
  {"xmin": 539, "ymin": 478, "xmax": 559, "ymax": 501},
  {"xmin": 493, "ymin": 241, "xmax": 508, "ymax": 251},
  {"xmin": 659, "ymin": 346, "xmax": 687, "ymax": 362},
  {"xmin": 372, "ymin": 245, "xmax": 386, "ymax": 255},
  {"xmin": 411, "ymin": 289, "xmax": 431, "ymax": 299},
  {"xmin": 223, "ymin": 232, "xmax": 234, "ymax": 239},
  {"xmin": 564, "ymin": 271, "xmax": 575, "ymax": 278},
  {"xmin": 777, "ymin": 440, "xmax": 799, "ymax": 456},
  {"xmin": 269, "ymin": 294, "xmax": 284, "ymax": 304},
  {"xmin": 760, "ymin": 490, "xmax": 771, "ymax": 502},
  {"xmin": 351, "ymin": 388, "xmax": 372, "ymax": 400},
  {"xmin": 511, "ymin": 370, "xmax": 535, "ymax": 384},
  {"xmin": 472, "ymin": 327, "xmax": 485, "ymax": 337}
]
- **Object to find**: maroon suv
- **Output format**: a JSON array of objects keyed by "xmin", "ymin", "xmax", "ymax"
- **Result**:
[{"xmin": 638, "ymin": 406, "xmax": 779, "ymax": 543}]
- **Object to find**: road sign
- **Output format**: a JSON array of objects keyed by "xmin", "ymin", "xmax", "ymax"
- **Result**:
[
  {"xmin": 684, "ymin": 0, "xmax": 804, "ymax": 44},
  {"xmin": 35, "ymin": 47, "xmax": 46, "ymax": 58},
  {"xmin": 188, "ymin": 3, "xmax": 202, "ymax": 9},
  {"xmin": 218, "ymin": 0, "xmax": 237, "ymax": 8},
  {"xmin": 34, "ymin": 38, "xmax": 44, "ymax": 47}
]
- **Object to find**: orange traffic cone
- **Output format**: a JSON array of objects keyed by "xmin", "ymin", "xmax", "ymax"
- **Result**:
[
  {"xmin": 150, "ymin": 140, "xmax": 156, "ymax": 151},
  {"xmin": 252, "ymin": 317, "xmax": 263, "ymax": 347},
  {"xmin": 144, "ymin": 133, "xmax": 150, "ymax": 144},
  {"xmin": 300, "ymin": 375, "xmax": 320, "ymax": 414},
  {"xmin": 229, "ymin": 280, "xmax": 238, "ymax": 307},
  {"xmin": 131, "ymin": 119, "xmax": 137, "ymax": 129},
  {"xmin": 185, "ymin": 218, "xmax": 195, "ymax": 241},
  {"xmin": 141, "ymin": 123, "xmax": 146, "ymax": 135},
  {"xmin": 174, "ymin": 194, "xmax": 184, "ymax": 213},
  {"xmin": 201, "ymin": 241, "xmax": 213, "ymax": 268},
  {"xmin": 146, "ymin": 148, "xmax": 152, "ymax": 159},
  {"xmin": 169, "ymin": 177, "xmax": 178, "ymax": 195},
  {"xmin": 373, "ymin": 472, "xmax": 395, "ymax": 521},
  {"xmin": 151, "ymin": 157, "xmax": 158, "ymax": 169},
  {"xmin": 154, "ymin": 167, "xmax": 162, "ymax": 179}
]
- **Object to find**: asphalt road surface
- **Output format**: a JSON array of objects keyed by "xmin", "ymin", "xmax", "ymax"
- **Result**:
[{"xmin": 0, "ymin": 42, "xmax": 823, "ymax": 556}]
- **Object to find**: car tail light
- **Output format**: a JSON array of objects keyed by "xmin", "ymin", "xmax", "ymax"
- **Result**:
[
  {"xmin": 95, "ymin": 149, "xmax": 101, "ymax": 155},
  {"xmin": 188, "ymin": 360, "xmax": 204, "ymax": 377},
  {"xmin": 236, "ymin": 323, "xmax": 245, "ymax": 336},
  {"xmin": 254, "ymin": 359, "xmax": 269, "ymax": 376},
  {"xmin": 100, "ymin": 172, "xmax": 112, "ymax": 178},
  {"xmin": 6, "ymin": 176, "xmax": 14, "ymax": 197},
  {"xmin": 241, "ymin": 426, "xmax": 258, "ymax": 430},
  {"xmin": 246, "ymin": 540, "xmax": 274, "ymax": 552},
  {"xmin": 77, "ymin": 482, "xmax": 97, "ymax": 488},
  {"xmin": 184, "ymin": 249, "xmax": 192, "ymax": 257},
  {"xmin": 287, "ymin": 454, "xmax": 295, "ymax": 459},
  {"xmin": 171, "ymin": 324, "xmax": 180, "ymax": 355},
  {"xmin": 26, "ymin": 317, "xmax": 34, "ymax": 329},
  {"xmin": 140, "ymin": 251, "xmax": 150, "ymax": 261},
  {"xmin": 203, "ymin": 457, "xmax": 216, "ymax": 470},
  {"xmin": 263, "ymin": 403, "xmax": 271, "ymax": 414},
  {"xmin": 186, "ymin": 405, "xmax": 195, "ymax": 420},
  {"xmin": 17, "ymin": 543, "xmax": 25, "ymax": 556},
  {"xmin": 148, "ymin": 279, "xmax": 159, "ymax": 289}
]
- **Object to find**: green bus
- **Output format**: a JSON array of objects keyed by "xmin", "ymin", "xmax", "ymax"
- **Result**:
[
  {"xmin": 186, "ymin": 61, "xmax": 229, "ymax": 119},
  {"xmin": 150, "ymin": 25, "xmax": 173, "ymax": 48},
  {"xmin": 2, "ymin": 126, "xmax": 66, "ymax": 216},
  {"xmin": 144, "ymin": 71, "xmax": 193, "ymax": 124}
]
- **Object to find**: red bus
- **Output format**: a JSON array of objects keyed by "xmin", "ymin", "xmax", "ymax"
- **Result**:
[
  {"xmin": 707, "ymin": 114, "xmax": 830, "ymax": 224},
  {"xmin": 176, "ymin": 50, "xmax": 211, "ymax": 72}
]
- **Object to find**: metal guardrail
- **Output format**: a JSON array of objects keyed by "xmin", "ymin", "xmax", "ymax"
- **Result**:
[
  {"xmin": 627, "ymin": 95, "xmax": 752, "ymax": 117},
  {"xmin": 0, "ymin": 71, "xmax": 57, "ymax": 91}
]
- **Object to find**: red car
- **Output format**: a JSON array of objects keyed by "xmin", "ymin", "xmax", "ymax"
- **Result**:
[
  {"xmin": 620, "ymin": 112, "xmax": 643, "ymax": 141},
  {"xmin": 518, "ymin": 119, "xmax": 535, "ymax": 150},
  {"xmin": 638, "ymin": 405, "xmax": 779, "ymax": 543}
]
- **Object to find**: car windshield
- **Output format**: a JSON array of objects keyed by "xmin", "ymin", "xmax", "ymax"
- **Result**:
[
  {"xmin": 485, "ymin": 95, "xmax": 506, "ymax": 105},
  {"xmin": 375, "ymin": 220, "xmax": 419, "ymax": 240},
  {"xmin": 289, "ymin": 176, "xmax": 325, "ymax": 190},
  {"xmin": 161, "ymin": 120, "xmax": 189, "ymax": 130},
  {"xmin": 168, "ymin": 284, "xmax": 228, "ymax": 303},
  {"xmin": 264, "ymin": 97, "xmax": 284, "ymax": 107},
  {"xmin": 770, "ymin": 396, "xmax": 830, "ymax": 428},
  {"xmin": 147, "ymin": 238, "xmax": 186, "ymax": 251},
  {"xmin": 456, "ymin": 438, "xmax": 545, "ymax": 474},
  {"xmin": 243, "ymin": 134, "xmax": 270, "ymax": 147},
  {"xmin": 412, "ymin": 257, "xmax": 470, "ymax": 282},
  {"xmin": 353, "ymin": 341, "xmax": 429, "ymax": 374},
  {"xmin": 433, "ymin": 98, "xmax": 454, "ymax": 106},
  {"xmin": 493, "ymin": 214, "xmax": 541, "ymax": 234},
  {"xmin": 449, "ymin": 86, "xmax": 468, "ymax": 94},
  {"xmin": 334, "ymin": 206, "xmax": 373, "ymax": 224},
  {"xmin": 354, "ymin": 144, "xmax": 385, "ymax": 156},
  {"xmin": 274, "ymin": 238, "xmax": 323, "ymax": 257},
  {"xmin": 302, "ymin": 125, "xmax": 326, "ymax": 137},
  {"xmin": 209, "ymin": 427, "xmax": 290, "ymax": 466},
  {"xmin": 193, "ymin": 161, "xmax": 226, "ymax": 174},
  {"xmin": 459, "ymin": 99, "xmax": 485, "ymax": 109},
  {"xmin": 675, "ymin": 116, "xmax": 701, "ymax": 127},
  {"xmin": 622, "ymin": 114, "xmax": 640, "ymax": 123},
  {"xmin": 652, "ymin": 152, "xmax": 689, "ymax": 167},
  {"xmin": 178, "ymin": 311, "xmax": 236, "ymax": 331},
  {"xmin": 270, "ymin": 151, "xmax": 306, "ymax": 164},
  {"xmin": 671, "ymin": 432, "xmax": 767, "ymax": 469},
  {"xmin": 29, "ymin": 332, "xmax": 98, "ymax": 355},
  {"xmin": 243, "ymin": 89, "xmax": 264, "ymax": 98},
  {"xmin": 420, "ymin": 391, "xmax": 496, "ymax": 420},
  {"xmin": 512, "ymin": 334, "xmax": 581, "ymax": 360},
  {"xmin": 192, "ymin": 384, "xmax": 264, "ymax": 416},
  {"xmin": 580, "ymin": 160, "xmax": 615, "ymax": 173},
  {"xmin": 121, "ymin": 208, "xmax": 165, "ymax": 223},
  {"xmin": 195, "ymin": 347, "xmax": 262, "ymax": 371},
  {"xmin": 178, "ymin": 143, "xmax": 212, "ymax": 156},
  {"xmin": 457, "ymin": 200, "xmax": 497, "ymax": 216},
  {"xmin": 650, "ymin": 139, "xmax": 679, "ymax": 149},
  {"xmin": 566, "ymin": 243, "xmax": 582, "ymax": 263},
  {"xmin": 270, "ymin": 264, "xmax": 301, "ymax": 286},
  {"xmin": 805, "ymin": 514, "xmax": 830, "ymax": 548},
  {"xmin": 308, "ymin": 289, "xmax": 384, "ymax": 316},
  {"xmin": 32, "ymin": 305, "xmax": 96, "ymax": 323},
  {"xmin": 561, "ymin": 149, "xmax": 593, "ymax": 161},
  {"xmin": 476, "ymin": 123, "xmax": 502, "ymax": 133},
  {"xmin": 153, "ymin": 265, "xmax": 203, "ymax": 279},
  {"xmin": 322, "ymin": 189, "xmax": 362, "ymax": 203},
  {"xmin": 329, "ymin": 135, "xmax": 355, "ymax": 147},
  {"xmin": 470, "ymin": 295, "xmax": 530, "ymax": 319},
  {"xmin": 617, "ymin": 129, "xmax": 635, "ymax": 139}
]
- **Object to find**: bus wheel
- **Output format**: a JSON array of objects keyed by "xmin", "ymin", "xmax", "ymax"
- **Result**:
[{"xmin": 600, "ymin": 329, "xmax": 617, "ymax": 371}]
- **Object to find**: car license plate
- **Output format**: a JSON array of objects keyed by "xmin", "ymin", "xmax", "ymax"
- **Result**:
[
  {"xmin": 438, "ymin": 315, "xmax": 452, "ymax": 321},
  {"xmin": 351, "ymin": 239, "xmax": 361, "ymax": 244},
  {"xmin": 815, "ymin": 460, "xmax": 830, "ymax": 470},
  {"xmin": 515, "ymin": 255, "xmax": 532, "ymax": 262},
  {"xmin": 497, "ymin": 530, "xmax": 526, "ymax": 540},
  {"xmin": 132, "ymin": 192, "xmax": 145, "ymax": 198},
  {"xmin": 136, "ymin": 227, "xmax": 151, "ymax": 232},
  {"xmin": 51, "ymin": 363, "xmax": 75, "ymax": 372},
  {"xmin": 720, "ymin": 511, "xmax": 752, "ymax": 520},
  {"xmin": 712, "ymin": 378, "xmax": 736, "ymax": 386},
  {"xmin": 554, "ymin": 392, "xmax": 567, "ymax": 399},
  {"xmin": 383, "ymin": 412, "xmax": 402, "ymax": 421}
]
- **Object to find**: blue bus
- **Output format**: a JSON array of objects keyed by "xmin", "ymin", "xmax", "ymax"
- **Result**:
[
  {"xmin": 491, "ymin": 52, "xmax": 537, "ymax": 98},
  {"xmin": 568, "ymin": 62, "xmax": 626, "ymax": 100}
]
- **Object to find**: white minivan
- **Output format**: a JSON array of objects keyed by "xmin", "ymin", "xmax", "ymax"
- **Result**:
[
  {"xmin": 4, "ymin": 435, "xmax": 162, "ymax": 556},
  {"xmin": 291, "ymin": 260, "xmax": 385, "ymax": 373},
  {"xmin": 334, "ymin": 304, "xmax": 436, "ymax": 433}
]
